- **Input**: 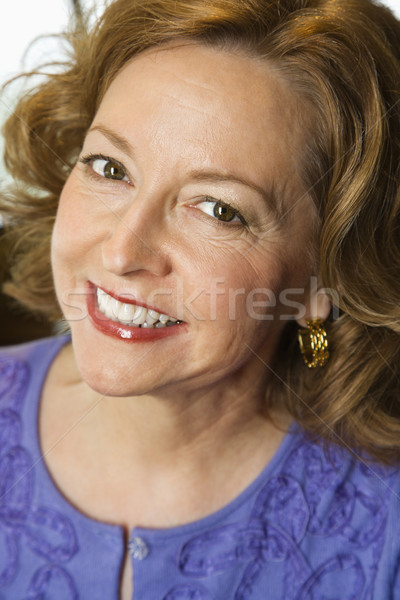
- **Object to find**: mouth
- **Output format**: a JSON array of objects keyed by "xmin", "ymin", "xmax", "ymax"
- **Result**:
[{"xmin": 96, "ymin": 286, "xmax": 183, "ymax": 329}]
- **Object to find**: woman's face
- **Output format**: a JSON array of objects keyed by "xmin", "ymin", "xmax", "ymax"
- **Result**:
[{"xmin": 52, "ymin": 43, "xmax": 317, "ymax": 398}]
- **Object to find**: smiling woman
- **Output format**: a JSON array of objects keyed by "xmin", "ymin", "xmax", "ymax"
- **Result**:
[
  {"xmin": 50, "ymin": 42, "xmax": 317, "ymax": 400},
  {"xmin": 0, "ymin": 0, "xmax": 400, "ymax": 598}
]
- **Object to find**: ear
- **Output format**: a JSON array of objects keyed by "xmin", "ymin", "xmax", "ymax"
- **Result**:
[{"xmin": 295, "ymin": 280, "xmax": 332, "ymax": 327}]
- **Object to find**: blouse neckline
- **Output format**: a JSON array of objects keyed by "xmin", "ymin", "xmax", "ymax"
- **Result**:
[{"xmin": 30, "ymin": 334, "xmax": 300, "ymax": 541}]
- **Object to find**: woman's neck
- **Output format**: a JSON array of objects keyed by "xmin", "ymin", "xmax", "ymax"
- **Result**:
[{"xmin": 40, "ymin": 341, "xmax": 291, "ymax": 530}]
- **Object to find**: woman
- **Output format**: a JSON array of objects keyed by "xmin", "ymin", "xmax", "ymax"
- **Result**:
[{"xmin": 0, "ymin": 0, "xmax": 399, "ymax": 598}]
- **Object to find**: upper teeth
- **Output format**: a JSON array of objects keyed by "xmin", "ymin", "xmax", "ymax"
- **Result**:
[{"xmin": 96, "ymin": 288, "xmax": 180, "ymax": 328}]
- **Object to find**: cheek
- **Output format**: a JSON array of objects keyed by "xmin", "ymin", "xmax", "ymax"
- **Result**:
[
  {"xmin": 51, "ymin": 174, "xmax": 102, "ymax": 271},
  {"xmin": 176, "ymin": 238, "xmax": 286, "ymax": 325},
  {"xmin": 51, "ymin": 177, "xmax": 95, "ymax": 315},
  {"xmin": 52, "ymin": 178, "xmax": 82, "ymax": 258}
]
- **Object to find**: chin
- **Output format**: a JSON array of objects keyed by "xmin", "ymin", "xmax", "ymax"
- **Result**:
[{"xmin": 71, "ymin": 348, "xmax": 171, "ymax": 399}]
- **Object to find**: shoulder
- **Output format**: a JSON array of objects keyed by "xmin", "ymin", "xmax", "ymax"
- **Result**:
[
  {"xmin": 0, "ymin": 335, "xmax": 71, "ymax": 410},
  {"xmin": 245, "ymin": 430, "xmax": 400, "ymax": 597},
  {"xmin": 276, "ymin": 429, "xmax": 400, "ymax": 523},
  {"xmin": 175, "ymin": 430, "xmax": 400, "ymax": 599},
  {"xmin": 0, "ymin": 334, "xmax": 69, "ymax": 363}
]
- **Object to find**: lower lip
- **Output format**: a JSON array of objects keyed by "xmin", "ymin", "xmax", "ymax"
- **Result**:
[{"xmin": 87, "ymin": 287, "xmax": 185, "ymax": 343}]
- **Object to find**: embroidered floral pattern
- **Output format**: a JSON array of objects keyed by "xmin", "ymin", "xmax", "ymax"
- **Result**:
[
  {"xmin": 163, "ymin": 440, "xmax": 394, "ymax": 600},
  {"xmin": 0, "ymin": 351, "xmax": 397, "ymax": 600},
  {"xmin": 163, "ymin": 585, "xmax": 213, "ymax": 599},
  {"xmin": 0, "ymin": 356, "xmax": 79, "ymax": 596},
  {"xmin": 24, "ymin": 565, "xmax": 78, "ymax": 600}
]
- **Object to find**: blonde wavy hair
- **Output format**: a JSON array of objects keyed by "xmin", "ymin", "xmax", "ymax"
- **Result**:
[{"xmin": 1, "ymin": 0, "xmax": 400, "ymax": 463}]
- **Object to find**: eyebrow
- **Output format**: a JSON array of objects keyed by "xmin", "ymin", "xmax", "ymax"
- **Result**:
[
  {"xmin": 88, "ymin": 124, "xmax": 134, "ymax": 157},
  {"xmin": 87, "ymin": 123, "xmax": 276, "ymax": 212},
  {"xmin": 188, "ymin": 170, "xmax": 273, "ymax": 207}
]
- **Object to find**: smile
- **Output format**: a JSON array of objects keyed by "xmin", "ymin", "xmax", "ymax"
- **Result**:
[{"xmin": 96, "ymin": 287, "xmax": 181, "ymax": 329}]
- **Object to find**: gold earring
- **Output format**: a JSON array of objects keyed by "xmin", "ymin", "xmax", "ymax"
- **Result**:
[{"xmin": 298, "ymin": 318, "xmax": 329, "ymax": 368}]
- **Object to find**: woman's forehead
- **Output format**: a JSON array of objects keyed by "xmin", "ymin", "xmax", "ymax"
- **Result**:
[
  {"xmin": 99, "ymin": 43, "xmax": 300, "ymax": 126},
  {"xmin": 91, "ymin": 43, "xmax": 311, "ymax": 209}
]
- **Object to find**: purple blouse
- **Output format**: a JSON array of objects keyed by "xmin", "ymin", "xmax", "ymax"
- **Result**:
[{"xmin": 0, "ymin": 335, "xmax": 399, "ymax": 599}]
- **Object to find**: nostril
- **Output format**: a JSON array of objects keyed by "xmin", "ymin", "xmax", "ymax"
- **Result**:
[{"xmin": 101, "ymin": 224, "xmax": 170, "ymax": 278}]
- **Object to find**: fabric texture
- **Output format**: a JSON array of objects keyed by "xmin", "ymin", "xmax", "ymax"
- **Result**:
[{"xmin": 0, "ymin": 335, "xmax": 399, "ymax": 599}]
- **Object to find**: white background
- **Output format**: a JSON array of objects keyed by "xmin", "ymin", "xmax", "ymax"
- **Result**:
[{"xmin": 0, "ymin": 0, "xmax": 102, "ymax": 87}]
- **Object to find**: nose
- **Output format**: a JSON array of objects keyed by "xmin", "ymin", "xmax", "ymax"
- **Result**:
[{"xmin": 101, "ymin": 199, "xmax": 172, "ymax": 278}]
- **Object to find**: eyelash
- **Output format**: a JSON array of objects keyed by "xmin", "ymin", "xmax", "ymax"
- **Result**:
[
  {"xmin": 79, "ymin": 153, "xmax": 130, "ymax": 183},
  {"xmin": 195, "ymin": 196, "xmax": 247, "ymax": 226},
  {"xmin": 79, "ymin": 153, "xmax": 247, "ymax": 226}
]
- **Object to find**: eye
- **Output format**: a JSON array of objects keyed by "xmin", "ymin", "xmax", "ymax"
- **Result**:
[
  {"xmin": 196, "ymin": 197, "xmax": 246, "ymax": 225},
  {"xmin": 80, "ymin": 154, "xmax": 130, "ymax": 182},
  {"xmin": 93, "ymin": 158, "xmax": 127, "ymax": 181}
]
